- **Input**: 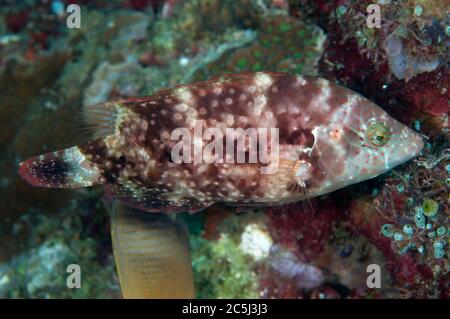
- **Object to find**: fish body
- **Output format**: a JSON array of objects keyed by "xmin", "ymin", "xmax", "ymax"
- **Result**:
[{"xmin": 19, "ymin": 72, "xmax": 423, "ymax": 213}]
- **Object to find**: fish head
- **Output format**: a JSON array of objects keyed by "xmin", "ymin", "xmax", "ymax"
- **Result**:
[{"xmin": 307, "ymin": 95, "xmax": 424, "ymax": 193}]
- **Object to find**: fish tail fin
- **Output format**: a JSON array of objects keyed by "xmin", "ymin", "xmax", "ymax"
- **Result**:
[
  {"xmin": 111, "ymin": 204, "xmax": 195, "ymax": 299},
  {"xmin": 18, "ymin": 145, "xmax": 102, "ymax": 189}
]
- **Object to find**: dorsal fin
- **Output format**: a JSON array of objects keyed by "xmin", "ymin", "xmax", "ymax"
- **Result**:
[
  {"xmin": 149, "ymin": 72, "xmax": 290, "ymax": 99},
  {"xmin": 206, "ymin": 71, "xmax": 288, "ymax": 83},
  {"xmin": 82, "ymin": 101, "xmax": 123, "ymax": 139}
]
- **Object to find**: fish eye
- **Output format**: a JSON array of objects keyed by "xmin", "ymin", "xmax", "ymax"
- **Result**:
[{"xmin": 366, "ymin": 122, "xmax": 390, "ymax": 147}]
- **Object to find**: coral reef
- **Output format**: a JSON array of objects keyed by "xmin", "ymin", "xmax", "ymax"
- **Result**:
[
  {"xmin": 189, "ymin": 210, "xmax": 262, "ymax": 299},
  {"xmin": 192, "ymin": 14, "xmax": 325, "ymax": 79},
  {"xmin": 345, "ymin": 140, "xmax": 449, "ymax": 298},
  {"xmin": 0, "ymin": 193, "xmax": 120, "ymax": 298},
  {"xmin": 326, "ymin": 0, "xmax": 448, "ymax": 81},
  {"xmin": 316, "ymin": 0, "xmax": 449, "ymax": 135}
]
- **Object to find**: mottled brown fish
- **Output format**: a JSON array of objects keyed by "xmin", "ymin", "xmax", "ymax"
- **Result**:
[{"xmin": 19, "ymin": 72, "xmax": 424, "ymax": 213}]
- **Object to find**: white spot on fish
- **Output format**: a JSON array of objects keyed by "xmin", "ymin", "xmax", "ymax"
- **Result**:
[
  {"xmin": 253, "ymin": 95, "xmax": 267, "ymax": 116},
  {"xmin": 176, "ymin": 88, "xmax": 193, "ymax": 103},
  {"xmin": 295, "ymin": 75, "xmax": 307, "ymax": 86},
  {"xmin": 255, "ymin": 73, "xmax": 274, "ymax": 91},
  {"xmin": 213, "ymin": 86, "xmax": 222, "ymax": 95},
  {"xmin": 175, "ymin": 103, "xmax": 188, "ymax": 112}
]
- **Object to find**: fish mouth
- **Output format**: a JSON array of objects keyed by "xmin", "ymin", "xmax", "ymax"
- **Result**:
[
  {"xmin": 408, "ymin": 131, "xmax": 425, "ymax": 158},
  {"xmin": 18, "ymin": 160, "xmax": 44, "ymax": 188}
]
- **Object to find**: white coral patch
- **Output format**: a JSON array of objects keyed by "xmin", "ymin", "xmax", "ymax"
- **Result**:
[{"xmin": 240, "ymin": 223, "xmax": 273, "ymax": 261}]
